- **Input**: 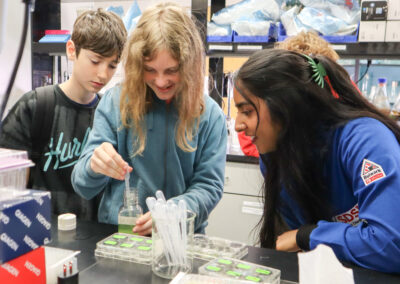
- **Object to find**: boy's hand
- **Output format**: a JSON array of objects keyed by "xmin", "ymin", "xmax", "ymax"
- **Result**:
[
  {"xmin": 90, "ymin": 142, "xmax": 132, "ymax": 180},
  {"xmin": 133, "ymin": 211, "xmax": 152, "ymax": 236},
  {"xmin": 275, "ymin": 229, "xmax": 301, "ymax": 252}
]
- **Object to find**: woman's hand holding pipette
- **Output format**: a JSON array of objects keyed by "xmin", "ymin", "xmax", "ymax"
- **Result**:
[
  {"xmin": 90, "ymin": 142, "xmax": 132, "ymax": 180},
  {"xmin": 133, "ymin": 211, "xmax": 152, "ymax": 235}
]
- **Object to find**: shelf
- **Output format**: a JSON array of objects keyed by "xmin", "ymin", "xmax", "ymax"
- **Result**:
[
  {"xmin": 32, "ymin": 42, "xmax": 66, "ymax": 55},
  {"xmin": 32, "ymin": 40, "xmax": 400, "ymax": 59},
  {"xmin": 207, "ymin": 42, "xmax": 400, "ymax": 59}
]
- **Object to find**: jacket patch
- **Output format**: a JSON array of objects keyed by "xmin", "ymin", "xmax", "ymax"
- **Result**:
[
  {"xmin": 333, "ymin": 204, "xmax": 360, "ymax": 226},
  {"xmin": 361, "ymin": 159, "xmax": 386, "ymax": 186}
]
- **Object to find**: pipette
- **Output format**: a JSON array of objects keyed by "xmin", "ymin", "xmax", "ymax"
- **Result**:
[{"xmin": 124, "ymin": 170, "xmax": 130, "ymax": 192}]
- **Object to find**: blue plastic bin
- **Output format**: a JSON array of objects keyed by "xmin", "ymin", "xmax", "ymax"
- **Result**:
[{"xmin": 277, "ymin": 22, "xmax": 359, "ymax": 43}]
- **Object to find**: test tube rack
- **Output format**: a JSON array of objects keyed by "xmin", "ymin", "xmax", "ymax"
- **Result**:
[
  {"xmin": 198, "ymin": 257, "xmax": 281, "ymax": 284},
  {"xmin": 189, "ymin": 234, "xmax": 248, "ymax": 261},
  {"xmin": 94, "ymin": 233, "xmax": 152, "ymax": 264}
]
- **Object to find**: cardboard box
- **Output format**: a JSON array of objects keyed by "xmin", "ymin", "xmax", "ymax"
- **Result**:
[
  {"xmin": 385, "ymin": 21, "xmax": 400, "ymax": 41},
  {"xmin": 0, "ymin": 246, "xmax": 46, "ymax": 284},
  {"xmin": 0, "ymin": 189, "xmax": 51, "ymax": 263},
  {"xmin": 388, "ymin": 0, "xmax": 400, "ymax": 20}
]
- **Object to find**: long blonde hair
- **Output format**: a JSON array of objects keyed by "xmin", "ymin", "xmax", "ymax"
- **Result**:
[{"xmin": 120, "ymin": 2, "xmax": 205, "ymax": 156}]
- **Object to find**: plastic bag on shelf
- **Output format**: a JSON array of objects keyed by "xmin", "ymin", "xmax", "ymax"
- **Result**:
[
  {"xmin": 208, "ymin": 22, "xmax": 231, "ymax": 36},
  {"xmin": 212, "ymin": 0, "xmax": 281, "ymax": 25},
  {"xmin": 232, "ymin": 20, "xmax": 271, "ymax": 36}
]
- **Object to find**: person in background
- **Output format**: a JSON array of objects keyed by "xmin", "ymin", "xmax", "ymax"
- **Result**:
[
  {"xmin": 238, "ymin": 31, "xmax": 340, "ymax": 157},
  {"xmin": 0, "ymin": 9, "xmax": 127, "ymax": 220},
  {"xmin": 233, "ymin": 48, "xmax": 400, "ymax": 273},
  {"xmin": 71, "ymin": 2, "xmax": 227, "ymax": 235},
  {"xmin": 275, "ymin": 30, "xmax": 339, "ymax": 61}
]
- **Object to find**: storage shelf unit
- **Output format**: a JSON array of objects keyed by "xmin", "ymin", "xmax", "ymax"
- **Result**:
[{"xmin": 207, "ymin": 42, "xmax": 400, "ymax": 59}]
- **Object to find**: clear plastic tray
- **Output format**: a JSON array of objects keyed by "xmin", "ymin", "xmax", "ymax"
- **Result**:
[
  {"xmin": 189, "ymin": 234, "xmax": 248, "ymax": 261},
  {"xmin": 94, "ymin": 233, "xmax": 152, "ymax": 265},
  {"xmin": 198, "ymin": 257, "xmax": 281, "ymax": 284},
  {"xmin": 171, "ymin": 272, "xmax": 253, "ymax": 284},
  {"xmin": 0, "ymin": 148, "xmax": 34, "ymax": 190}
]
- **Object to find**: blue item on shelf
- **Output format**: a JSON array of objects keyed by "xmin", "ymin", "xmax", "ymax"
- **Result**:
[
  {"xmin": 277, "ymin": 22, "xmax": 359, "ymax": 43},
  {"xmin": 233, "ymin": 23, "xmax": 276, "ymax": 43},
  {"xmin": 207, "ymin": 31, "xmax": 233, "ymax": 43},
  {"xmin": 38, "ymin": 34, "xmax": 71, "ymax": 43}
]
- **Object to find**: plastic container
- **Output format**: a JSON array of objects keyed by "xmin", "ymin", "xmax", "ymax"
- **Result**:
[
  {"xmin": 277, "ymin": 22, "xmax": 359, "ymax": 43},
  {"xmin": 118, "ymin": 187, "xmax": 143, "ymax": 234},
  {"xmin": 198, "ymin": 257, "xmax": 281, "ymax": 284},
  {"xmin": 152, "ymin": 210, "xmax": 196, "ymax": 279},
  {"xmin": 372, "ymin": 78, "xmax": 391, "ymax": 115},
  {"xmin": 0, "ymin": 148, "xmax": 34, "ymax": 190},
  {"xmin": 94, "ymin": 233, "xmax": 153, "ymax": 264},
  {"xmin": 189, "ymin": 234, "xmax": 248, "ymax": 261}
]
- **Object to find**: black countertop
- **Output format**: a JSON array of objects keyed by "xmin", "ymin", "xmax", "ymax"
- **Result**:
[
  {"xmin": 49, "ymin": 217, "xmax": 400, "ymax": 284},
  {"xmin": 226, "ymin": 154, "xmax": 259, "ymax": 164}
]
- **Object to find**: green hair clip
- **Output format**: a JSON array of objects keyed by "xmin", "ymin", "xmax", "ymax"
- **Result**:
[{"xmin": 302, "ymin": 54, "xmax": 326, "ymax": 88}]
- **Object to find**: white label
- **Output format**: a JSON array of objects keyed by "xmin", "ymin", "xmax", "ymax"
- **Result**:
[
  {"xmin": 331, "ymin": 44, "xmax": 347, "ymax": 51},
  {"xmin": 36, "ymin": 213, "xmax": 51, "ymax": 230},
  {"xmin": 0, "ymin": 212, "xmax": 9, "ymax": 224},
  {"xmin": 0, "ymin": 233, "xmax": 19, "ymax": 251},
  {"xmin": 237, "ymin": 45, "xmax": 262, "ymax": 50},
  {"xmin": 24, "ymin": 235, "xmax": 39, "ymax": 250},
  {"xmin": 1, "ymin": 263, "xmax": 19, "ymax": 277},
  {"xmin": 15, "ymin": 209, "xmax": 32, "ymax": 228},
  {"xmin": 118, "ymin": 216, "xmax": 138, "ymax": 225},
  {"xmin": 25, "ymin": 261, "xmax": 41, "ymax": 277},
  {"xmin": 208, "ymin": 44, "xmax": 233, "ymax": 51}
]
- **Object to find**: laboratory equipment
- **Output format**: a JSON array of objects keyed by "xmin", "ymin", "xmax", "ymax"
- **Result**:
[
  {"xmin": 148, "ymin": 193, "xmax": 195, "ymax": 279},
  {"xmin": 390, "ymin": 80, "xmax": 398, "ymax": 105},
  {"xmin": 390, "ymin": 88, "xmax": 400, "ymax": 121},
  {"xmin": 0, "ymin": 148, "xmax": 34, "ymax": 190},
  {"xmin": 372, "ymin": 78, "xmax": 391, "ymax": 115},
  {"xmin": 118, "ymin": 173, "xmax": 143, "ymax": 234},
  {"xmin": 361, "ymin": 74, "xmax": 369, "ymax": 99},
  {"xmin": 198, "ymin": 257, "xmax": 281, "ymax": 284},
  {"xmin": 189, "ymin": 234, "xmax": 248, "ymax": 261},
  {"xmin": 94, "ymin": 233, "xmax": 153, "ymax": 264}
]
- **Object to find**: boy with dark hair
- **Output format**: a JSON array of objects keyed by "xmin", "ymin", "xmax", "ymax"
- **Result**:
[{"xmin": 0, "ymin": 9, "xmax": 127, "ymax": 220}]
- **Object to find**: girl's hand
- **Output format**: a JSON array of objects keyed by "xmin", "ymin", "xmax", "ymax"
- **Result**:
[
  {"xmin": 133, "ymin": 211, "xmax": 152, "ymax": 236},
  {"xmin": 276, "ymin": 229, "xmax": 301, "ymax": 252},
  {"xmin": 90, "ymin": 142, "xmax": 132, "ymax": 180}
]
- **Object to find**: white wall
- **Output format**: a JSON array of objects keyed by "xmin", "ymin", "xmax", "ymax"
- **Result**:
[{"xmin": 0, "ymin": 0, "xmax": 32, "ymax": 118}]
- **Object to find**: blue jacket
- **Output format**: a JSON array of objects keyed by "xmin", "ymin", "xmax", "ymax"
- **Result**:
[
  {"xmin": 71, "ymin": 86, "xmax": 227, "ymax": 233},
  {"xmin": 261, "ymin": 117, "xmax": 400, "ymax": 273}
]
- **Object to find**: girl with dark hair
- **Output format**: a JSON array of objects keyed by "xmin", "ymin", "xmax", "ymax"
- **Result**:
[{"xmin": 233, "ymin": 48, "xmax": 400, "ymax": 273}]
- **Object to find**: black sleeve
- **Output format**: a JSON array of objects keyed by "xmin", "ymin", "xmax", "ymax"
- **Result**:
[
  {"xmin": 0, "ymin": 91, "xmax": 36, "ymax": 155},
  {"xmin": 296, "ymin": 224, "xmax": 317, "ymax": 251}
]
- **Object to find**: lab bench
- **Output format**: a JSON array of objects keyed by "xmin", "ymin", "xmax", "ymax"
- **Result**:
[{"xmin": 48, "ymin": 215, "xmax": 400, "ymax": 283}]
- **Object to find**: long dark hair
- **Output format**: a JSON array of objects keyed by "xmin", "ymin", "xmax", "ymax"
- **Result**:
[{"xmin": 234, "ymin": 49, "xmax": 400, "ymax": 248}]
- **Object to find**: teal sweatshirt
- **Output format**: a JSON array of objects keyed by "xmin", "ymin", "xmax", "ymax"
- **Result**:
[{"xmin": 71, "ymin": 86, "xmax": 227, "ymax": 232}]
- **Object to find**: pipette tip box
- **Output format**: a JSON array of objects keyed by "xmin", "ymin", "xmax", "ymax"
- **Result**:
[{"xmin": 95, "ymin": 233, "xmax": 152, "ymax": 265}]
